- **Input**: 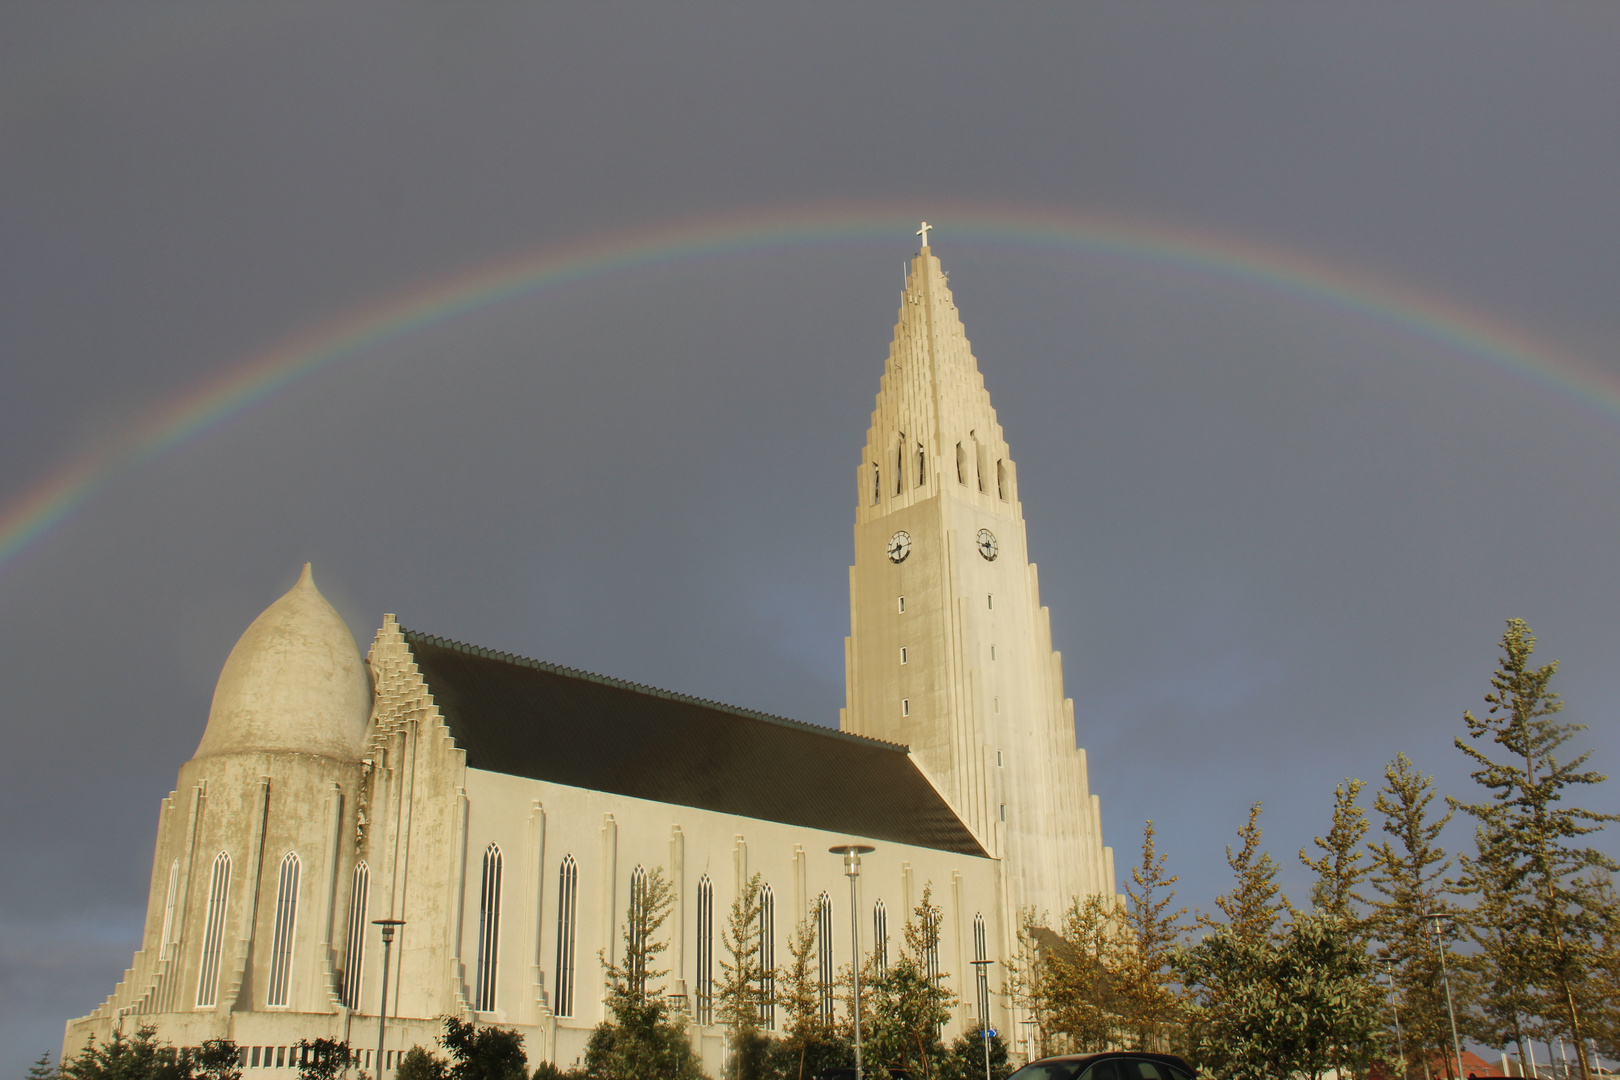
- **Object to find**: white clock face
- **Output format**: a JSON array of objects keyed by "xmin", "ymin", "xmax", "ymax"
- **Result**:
[
  {"xmin": 976, "ymin": 528, "xmax": 998, "ymax": 561},
  {"xmin": 887, "ymin": 531, "xmax": 912, "ymax": 563}
]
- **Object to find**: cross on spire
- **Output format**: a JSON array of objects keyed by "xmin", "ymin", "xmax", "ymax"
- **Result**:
[{"xmin": 917, "ymin": 221, "xmax": 932, "ymax": 248}]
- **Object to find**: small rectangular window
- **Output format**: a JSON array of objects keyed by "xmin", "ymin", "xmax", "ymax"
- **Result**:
[
  {"xmin": 997, "ymin": 750, "xmax": 1003, "ymax": 767},
  {"xmin": 990, "ymin": 645, "xmax": 996, "ymax": 660},
  {"xmin": 987, "ymin": 594, "xmax": 993, "ymax": 610},
  {"xmin": 1000, "ymin": 804, "xmax": 1006, "ymax": 822},
  {"xmin": 994, "ymin": 697, "xmax": 999, "ymax": 713},
  {"xmin": 251, "ymin": 1049, "xmax": 260, "ymax": 1068},
  {"xmin": 276, "ymin": 1048, "xmax": 285, "ymax": 1069},
  {"xmin": 898, "ymin": 596, "xmax": 905, "ymax": 613},
  {"xmin": 902, "ymin": 698, "xmax": 910, "ymax": 716},
  {"xmin": 900, "ymin": 647, "xmax": 908, "ymax": 665}
]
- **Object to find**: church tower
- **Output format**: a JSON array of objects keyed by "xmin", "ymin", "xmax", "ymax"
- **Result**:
[{"xmin": 840, "ymin": 230, "xmax": 1115, "ymax": 925}]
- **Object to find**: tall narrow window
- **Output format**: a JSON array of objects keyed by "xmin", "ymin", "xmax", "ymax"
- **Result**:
[
  {"xmin": 158, "ymin": 859, "xmax": 180, "ymax": 961},
  {"xmin": 973, "ymin": 913, "xmax": 990, "ymax": 1024},
  {"xmin": 696, "ymin": 875, "xmax": 714, "ymax": 1024},
  {"xmin": 758, "ymin": 884, "xmax": 776, "ymax": 1029},
  {"xmin": 627, "ymin": 866, "xmax": 648, "ymax": 995},
  {"xmin": 956, "ymin": 443, "xmax": 966, "ymax": 485},
  {"xmin": 987, "ymin": 594, "xmax": 993, "ymax": 610},
  {"xmin": 873, "ymin": 900, "xmax": 888, "ymax": 973},
  {"xmin": 474, "ymin": 844, "xmax": 502, "ymax": 1012},
  {"xmin": 996, "ymin": 460, "xmax": 1007, "ymax": 501},
  {"xmin": 816, "ymin": 893, "xmax": 835, "ymax": 1025},
  {"xmin": 195, "ymin": 851, "xmax": 231, "ymax": 1007},
  {"xmin": 341, "ymin": 862, "xmax": 369, "ymax": 1008},
  {"xmin": 555, "ymin": 854, "xmax": 578, "ymax": 1017},
  {"xmin": 976, "ymin": 443, "xmax": 986, "ymax": 492},
  {"xmin": 897, "ymin": 596, "xmax": 906, "ymax": 614},
  {"xmin": 902, "ymin": 699, "xmax": 910, "ymax": 717},
  {"xmin": 895, "ymin": 436, "xmax": 905, "ymax": 495},
  {"xmin": 267, "ymin": 852, "xmax": 301, "ymax": 1006},
  {"xmin": 924, "ymin": 908, "xmax": 940, "ymax": 988},
  {"xmin": 916, "ymin": 443, "xmax": 926, "ymax": 488},
  {"xmin": 871, "ymin": 464, "xmax": 880, "ymax": 505},
  {"xmin": 900, "ymin": 647, "xmax": 908, "ymax": 665}
]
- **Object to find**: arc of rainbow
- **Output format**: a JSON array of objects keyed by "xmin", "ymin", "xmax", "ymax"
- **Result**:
[{"xmin": 3, "ymin": 204, "xmax": 1614, "ymax": 579}]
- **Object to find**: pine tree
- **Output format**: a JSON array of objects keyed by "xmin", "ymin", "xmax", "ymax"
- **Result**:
[
  {"xmin": 27, "ymin": 1053, "xmax": 57, "ymax": 1080},
  {"xmin": 1206, "ymin": 803, "xmax": 1286, "ymax": 944},
  {"xmin": 1453, "ymin": 619, "xmax": 1618, "ymax": 1080},
  {"xmin": 1369, "ymin": 753, "xmax": 1460, "ymax": 1080},
  {"xmin": 1113, "ymin": 821, "xmax": 1186, "ymax": 1052},
  {"xmin": 1300, "ymin": 780, "xmax": 1371, "ymax": 924}
]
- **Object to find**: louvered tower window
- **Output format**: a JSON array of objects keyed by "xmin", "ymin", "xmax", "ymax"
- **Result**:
[
  {"xmin": 267, "ymin": 852, "xmax": 301, "ymax": 1006},
  {"xmin": 195, "ymin": 851, "xmax": 231, "ymax": 1007}
]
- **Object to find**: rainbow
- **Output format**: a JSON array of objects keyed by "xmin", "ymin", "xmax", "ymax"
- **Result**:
[{"xmin": 2, "ymin": 203, "xmax": 1615, "ymax": 579}]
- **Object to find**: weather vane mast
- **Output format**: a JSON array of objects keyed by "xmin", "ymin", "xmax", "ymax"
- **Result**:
[{"xmin": 917, "ymin": 221, "xmax": 932, "ymax": 247}]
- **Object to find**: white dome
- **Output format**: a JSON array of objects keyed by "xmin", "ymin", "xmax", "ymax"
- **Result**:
[{"xmin": 194, "ymin": 564, "xmax": 372, "ymax": 761}]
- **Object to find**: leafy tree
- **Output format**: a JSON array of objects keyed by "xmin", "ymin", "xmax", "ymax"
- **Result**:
[
  {"xmin": 440, "ymin": 1018, "xmax": 528, "ymax": 1080},
  {"xmin": 1452, "ymin": 620, "xmax": 1618, "ymax": 1080},
  {"xmin": 1300, "ymin": 780, "xmax": 1372, "ymax": 924},
  {"xmin": 716, "ymin": 873, "xmax": 769, "ymax": 1080},
  {"xmin": 1026, "ymin": 895, "xmax": 1121, "ymax": 1053},
  {"xmin": 294, "ymin": 1041, "xmax": 351, "ymax": 1080},
  {"xmin": 60, "ymin": 1028, "xmax": 241, "ymax": 1080},
  {"xmin": 1369, "ymin": 753, "xmax": 1461, "ymax": 1080},
  {"xmin": 397, "ymin": 1046, "xmax": 448, "ymax": 1080},
  {"xmin": 774, "ymin": 903, "xmax": 845, "ymax": 1080},
  {"xmin": 585, "ymin": 866, "xmax": 704, "ymax": 1080},
  {"xmin": 1113, "ymin": 820, "xmax": 1187, "ymax": 1052},
  {"xmin": 1206, "ymin": 803, "xmax": 1287, "ymax": 945},
  {"xmin": 938, "ymin": 1032, "xmax": 1010, "ymax": 1080},
  {"xmin": 864, "ymin": 885, "xmax": 956, "ymax": 1080}
]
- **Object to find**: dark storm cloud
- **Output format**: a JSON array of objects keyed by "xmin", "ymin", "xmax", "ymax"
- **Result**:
[{"xmin": 4, "ymin": 3, "xmax": 1619, "ymax": 1067}]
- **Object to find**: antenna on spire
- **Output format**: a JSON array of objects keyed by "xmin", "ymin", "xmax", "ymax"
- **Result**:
[{"xmin": 917, "ymin": 221, "xmax": 932, "ymax": 248}]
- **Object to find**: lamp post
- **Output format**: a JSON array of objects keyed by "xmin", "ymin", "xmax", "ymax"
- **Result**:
[
  {"xmin": 969, "ymin": 958, "xmax": 996, "ymax": 1080},
  {"xmin": 1381, "ymin": 966, "xmax": 1407, "ymax": 1080},
  {"xmin": 373, "ymin": 918, "xmax": 406, "ymax": 1079},
  {"xmin": 831, "ymin": 845, "xmax": 875, "ymax": 1080},
  {"xmin": 1425, "ymin": 913, "xmax": 1465, "ymax": 1080}
]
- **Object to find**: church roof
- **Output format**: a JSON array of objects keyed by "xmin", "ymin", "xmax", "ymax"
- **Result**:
[{"xmin": 401, "ymin": 628, "xmax": 989, "ymax": 857}]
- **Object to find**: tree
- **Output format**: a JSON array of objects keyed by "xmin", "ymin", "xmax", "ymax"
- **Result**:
[
  {"xmin": 1300, "ymin": 780, "xmax": 1371, "ymax": 925},
  {"xmin": 1206, "ymin": 803, "xmax": 1287, "ymax": 945},
  {"xmin": 774, "ymin": 902, "xmax": 845, "ymax": 1080},
  {"xmin": 28, "ymin": 1054, "xmax": 59, "ymax": 1080},
  {"xmin": 60, "ymin": 1028, "xmax": 241, "ymax": 1080},
  {"xmin": 585, "ymin": 866, "xmax": 704, "ymax": 1080},
  {"xmin": 716, "ymin": 873, "xmax": 769, "ymax": 1080},
  {"xmin": 294, "ymin": 1041, "xmax": 352, "ymax": 1080},
  {"xmin": 440, "ymin": 1018, "xmax": 529, "ymax": 1080},
  {"xmin": 1369, "ymin": 753, "xmax": 1461, "ymax": 1080},
  {"xmin": 864, "ymin": 885, "xmax": 956, "ymax": 1080},
  {"xmin": 1453, "ymin": 619, "xmax": 1618, "ymax": 1080},
  {"xmin": 397, "ymin": 1047, "xmax": 448, "ymax": 1080},
  {"xmin": 1113, "ymin": 820, "xmax": 1187, "ymax": 1052},
  {"xmin": 939, "ymin": 1032, "xmax": 1011, "ymax": 1080}
]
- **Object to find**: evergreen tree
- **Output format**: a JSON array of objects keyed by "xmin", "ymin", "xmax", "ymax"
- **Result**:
[
  {"xmin": 1369, "ymin": 753, "xmax": 1460, "ymax": 1080},
  {"xmin": 1113, "ymin": 821, "xmax": 1186, "ymax": 1052},
  {"xmin": 60, "ymin": 1028, "xmax": 241, "ymax": 1080},
  {"xmin": 28, "ymin": 1054, "xmax": 58, "ymax": 1080},
  {"xmin": 1453, "ymin": 619, "xmax": 1618, "ymax": 1080},
  {"xmin": 585, "ymin": 866, "xmax": 704, "ymax": 1080},
  {"xmin": 1300, "ymin": 780, "xmax": 1371, "ymax": 924}
]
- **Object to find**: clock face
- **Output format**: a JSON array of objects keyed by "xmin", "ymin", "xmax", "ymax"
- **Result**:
[
  {"xmin": 976, "ymin": 528, "xmax": 999, "ymax": 561},
  {"xmin": 887, "ymin": 531, "xmax": 912, "ymax": 563}
]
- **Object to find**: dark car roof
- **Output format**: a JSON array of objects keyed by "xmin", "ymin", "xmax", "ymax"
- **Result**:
[{"xmin": 1024, "ymin": 1052, "xmax": 1195, "ymax": 1074}]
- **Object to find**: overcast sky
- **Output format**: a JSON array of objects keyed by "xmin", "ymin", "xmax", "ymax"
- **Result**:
[{"xmin": 5, "ymin": 4, "xmax": 1620, "ymax": 1068}]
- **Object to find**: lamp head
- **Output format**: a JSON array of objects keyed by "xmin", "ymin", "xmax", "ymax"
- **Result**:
[{"xmin": 831, "ymin": 843, "xmax": 875, "ymax": 876}]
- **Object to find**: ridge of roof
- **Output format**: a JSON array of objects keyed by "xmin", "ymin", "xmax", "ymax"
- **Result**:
[{"xmin": 398, "ymin": 626, "xmax": 913, "ymax": 755}]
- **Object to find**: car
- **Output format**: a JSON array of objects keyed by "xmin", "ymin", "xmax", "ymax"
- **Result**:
[{"xmin": 1006, "ymin": 1052, "xmax": 1196, "ymax": 1080}]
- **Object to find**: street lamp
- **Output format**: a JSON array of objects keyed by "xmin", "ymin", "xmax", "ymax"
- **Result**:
[
  {"xmin": 831, "ymin": 844, "xmax": 875, "ymax": 1080},
  {"xmin": 373, "ymin": 918, "xmax": 406, "ymax": 1079},
  {"xmin": 1380, "ymin": 965, "xmax": 1407, "ymax": 1080},
  {"xmin": 969, "ymin": 958, "xmax": 996, "ymax": 1080},
  {"xmin": 1425, "ymin": 913, "xmax": 1465, "ymax": 1080}
]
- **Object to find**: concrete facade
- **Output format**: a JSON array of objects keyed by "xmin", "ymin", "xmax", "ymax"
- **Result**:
[{"xmin": 64, "ymin": 240, "xmax": 1114, "ymax": 1076}]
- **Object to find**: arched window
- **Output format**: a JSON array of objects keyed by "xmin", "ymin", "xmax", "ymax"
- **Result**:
[
  {"xmin": 475, "ymin": 844, "xmax": 503, "ymax": 1012},
  {"xmin": 816, "ymin": 892, "xmax": 834, "ymax": 1025},
  {"xmin": 973, "ymin": 913, "xmax": 990, "ymax": 1024},
  {"xmin": 341, "ymin": 862, "xmax": 369, "ymax": 1008},
  {"xmin": 924, "ymin": 908, "xmax": 940, "ymax": 987},
  {"xmin": 195, "ymin": 851, "xmax": 231, "ymax": 1007},
  {"xmin": 267, "ymin": 852, "xmax": 301, "ymax": 1006},
  {"xmin": 158, "ymin": 859, "xmax": 180, "ymax": 961},
  {"xmin": 555, "ymin": 854, "xmax": 578, "ymax": 1017},
  {"xmin": 696, "ymin": 874, "xmax": 714, "ymax": 1024},
  {"xmin": 872, "ymin": 900, "xmax": 888, "ymax": 973},
  {"xmin": 628, "ymin": 865, "xmax": 648, "ymax": 995},
  {"xmin": 758, "ymin": 884, "xmax": 776, "ymax": 1029}
]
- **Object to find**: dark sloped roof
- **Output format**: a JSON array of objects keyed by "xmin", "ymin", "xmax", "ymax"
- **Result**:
[{"xmin": 402, "ymin": 628, "xmax": 987, "ymax": 857}]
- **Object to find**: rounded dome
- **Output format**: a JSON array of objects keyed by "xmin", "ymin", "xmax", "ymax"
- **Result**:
[{"xmin": 194, "ymin": 564, "xmax": 372, "ymax": 761}]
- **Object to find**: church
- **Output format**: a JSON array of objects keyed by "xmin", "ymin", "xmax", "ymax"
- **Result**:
[{"xmin": 64, "ymin": 232, "xmax": 1117, "ymax": 1075}]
